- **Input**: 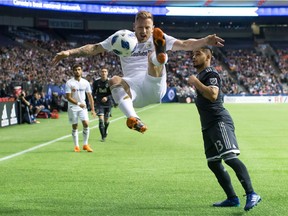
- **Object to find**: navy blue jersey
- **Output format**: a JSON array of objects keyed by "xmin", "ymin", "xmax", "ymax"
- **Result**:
[
  {"xmin": 194, "ymin": 67, "xmax": 233, "ymax": 130},
  {"xmin": 92, "ymin": 78, "xmax": 113, "ymax": 107}
]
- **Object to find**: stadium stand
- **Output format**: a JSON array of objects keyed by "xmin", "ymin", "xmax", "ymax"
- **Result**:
[{"xmin": 0, "ymin": 9, "xmax": 287, "ymax": 105}]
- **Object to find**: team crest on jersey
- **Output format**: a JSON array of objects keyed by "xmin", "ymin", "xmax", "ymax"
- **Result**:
[
  {"xmin": 146, "ymin": 42, "xmax": 153, "ymax": 50},
  {"xmin": 209, "ymin": 78, "xmax": 217, "ymax": 85},
  {"xmin": 72, "ymin": 88, "xmax": 76, "ymax": 92}
]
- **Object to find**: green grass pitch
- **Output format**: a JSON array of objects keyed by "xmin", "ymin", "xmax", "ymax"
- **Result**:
[{"xmin": 0, "ymin": 103, "xmax": 287, "ymax": 216}]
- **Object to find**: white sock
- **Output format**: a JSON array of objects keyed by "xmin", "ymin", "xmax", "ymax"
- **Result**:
[
  {"xmin": 83, "ymin": 127, "xmax": 90, "ymax": 145},
  {"xmin": 151, "ymin": 52, "xmax": 168, "ymax": 66},
  {"xmin": 111, "ymin": 86, "xmax": 139, "ymax": 118},
  {"xmin": 72, "ymin": 129, "xmax": 79, "ymax": 146}
]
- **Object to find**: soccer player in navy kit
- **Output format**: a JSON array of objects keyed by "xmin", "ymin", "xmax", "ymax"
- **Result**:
[
  {"xmin": 187, "ymin": 46, "xmax": 261, "ymax": 211},
  {"xmin": 92, "ymin": 68, "xmax": 114, "ymax": 142}
]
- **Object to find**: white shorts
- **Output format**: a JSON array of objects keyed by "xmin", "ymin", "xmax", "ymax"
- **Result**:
[
  {"xmin": 68, "ymin": 107, "xmax": 89, "ymax": 124},
  {"xmin": 123, "ymin": 70, "xmax": 167, "ymax": 108}
]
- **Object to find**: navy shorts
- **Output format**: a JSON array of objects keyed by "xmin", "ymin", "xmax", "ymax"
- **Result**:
[
  {"xmin": 202, "ymin": 121, "xmax": 240, "ymax": 161},
  {"xmin": 96, "ymin": 105, "xmax": 111, "ymax": 119}
]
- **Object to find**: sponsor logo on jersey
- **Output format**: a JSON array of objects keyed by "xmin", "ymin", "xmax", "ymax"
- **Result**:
[{"xmin": 131, "ymin": 50, "xmax": 148, "ymax": 57}]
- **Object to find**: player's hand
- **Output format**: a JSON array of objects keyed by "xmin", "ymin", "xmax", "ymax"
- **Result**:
[
  {"xmin": 206, "ymin": 34, "xmax": 225, "ymax": 47},
  {"xmin": 187, "ymin": 75, "xmax": 197, "ymax": 86},
  {"xmin": 101, "ymin": 97, "xmax": 107, "ymax": 103},
  {"xmin": 91, "ymin": 111, "xmax": 96, "ymax": 118},
  {"xmin": 79, "ymin": 103, "xmax": 86, "ymax": 109},
  {"xmin": 52, "ymin": 50, "xmax": 70, "ymax": 66}
]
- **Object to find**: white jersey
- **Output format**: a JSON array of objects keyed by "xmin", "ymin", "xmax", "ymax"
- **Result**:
[
  {"xmin": 100, "ymin": 32, "xmax": 177, "ymax": 80},
  {"xmin": 65, "ymin": 77, "xmax": 92, "ymax": 111}
]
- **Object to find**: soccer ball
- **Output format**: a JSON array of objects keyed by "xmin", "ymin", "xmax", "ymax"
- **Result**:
[{"xmin": 111, "ymin": 30, "xmax": 137, "ymax": 57}]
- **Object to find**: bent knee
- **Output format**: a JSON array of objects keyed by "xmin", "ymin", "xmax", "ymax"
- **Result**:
[
  {"xmin": 223, "ymin": 153, "xmax": 238, "ymax": 162},
  {"xmin": 110, "ymin": 77, "xmax": 130, "ymax": 94},
  {"xmin": 109, "ymin": 76, "xmax": 122, "ymax": 86}
]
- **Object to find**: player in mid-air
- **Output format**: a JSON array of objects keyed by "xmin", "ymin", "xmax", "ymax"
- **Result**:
[
  {"xmin": 92, "ymin": 68, "xmax": 114, "ymax": 142},
  {"xmin": 52, "ymin": 10, "xmax": 224, "ymax": 133},
  {"xmin": 187, "ymin": 46, "xmax": 261, "ymax": 211}
]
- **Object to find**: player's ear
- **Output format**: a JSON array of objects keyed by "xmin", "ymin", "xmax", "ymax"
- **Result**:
[
  {"xmin": 133, "ymin": 23, "xmax": 136, "ymax": 31},
  {"xmin": 207, "ymin": 52, "xmax": 212, "ymax": 59},
  {"xmin": 206, "ymin": 53, "xmax": 212, "ymax": 61}
]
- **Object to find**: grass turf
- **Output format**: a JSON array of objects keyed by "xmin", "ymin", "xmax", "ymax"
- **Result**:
[{"xmin": 0, "ymin": 103, "xmax": 287, "ymax": 215}]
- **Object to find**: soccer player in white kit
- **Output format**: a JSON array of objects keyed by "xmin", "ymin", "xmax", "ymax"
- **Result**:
[
  {"xmin": 65, "ymin": 64, "xmax": 96, "ymax": 152},
  {"xmin": 53, "ymin": 11, "xmax": 224, "ymax": 134}
]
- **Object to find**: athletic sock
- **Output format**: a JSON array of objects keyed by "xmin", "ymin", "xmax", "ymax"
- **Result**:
[
  {"xmin": 225, "ymin": 158, "xmax": 254, "ymax": 194},
  {"xmin": 104, "ymin": 122, "xmax": 110, "ymax": 135},
  {"xmin": 111, "ymin": 86, "xmax": 139, "ymax": 118},
  {"xmin": 208, "ymin": 160, "xmax": 237, "ymax": 198},
  {"xmin": 72, "ymin": 129, "xmax": 79, "ymax": 146},
  {"xmin": 83, "ymin": 127, "xmax": 90, "ymax": 145},
  {"xmin": 99, "ymin": 119, "xmax": 105, "ymax": 138}
]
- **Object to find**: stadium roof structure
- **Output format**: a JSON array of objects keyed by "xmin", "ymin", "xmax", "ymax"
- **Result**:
[
  {"xmin": 2, "ymin": 0, "xmax": 287, "ymax": 17},
  {"xmin": 51, "ymin": 0, "xmax": 288, "ymax": 7}
]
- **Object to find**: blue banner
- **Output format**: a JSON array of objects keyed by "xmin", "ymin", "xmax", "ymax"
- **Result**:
[
  {"xmin": 161, "ymin": 87, "xmax": 178, "ymax": 103},
  {"xmin": 0, "ymin": 1, "xmax": 287, "ymax": 16}
]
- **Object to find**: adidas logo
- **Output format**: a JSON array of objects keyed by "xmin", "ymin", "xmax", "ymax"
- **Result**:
[{"xmin": 251, "ymin": 196, "xmax": 258, "ymax": 202}]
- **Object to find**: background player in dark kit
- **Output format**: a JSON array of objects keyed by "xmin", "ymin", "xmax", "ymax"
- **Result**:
[{"xmin": 92, "ymin": 68, "xmax": 114, "ymax": 141}]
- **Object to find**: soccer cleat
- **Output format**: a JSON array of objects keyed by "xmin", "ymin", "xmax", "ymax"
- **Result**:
[
  {"xmin": 126, "ymin": 117, "xmax": 147, "ymax": 133},
  {"xmin": 74, "ymin": 146, "xmax": 80, "ymax": 152},
  {"xmin": 213, "ymin": 197, "xmax": 240, "ymax": 207},
  {"xmin": 153, "ymin": 28, "xmax": 167, "ymax": 65},
  {"xmin": 244, "ymin": 192, "xmax": 261, "ymax": 211},
  {"xmin": 104, "ymin": 130, "xmax": 108, "ymax": 138},
  {"xmin": 83, "ymin": 144, "xmax": 93, "ymax": 152}
]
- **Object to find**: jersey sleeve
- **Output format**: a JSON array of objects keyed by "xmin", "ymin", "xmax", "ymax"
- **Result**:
[
  {"xmin": 164, "ymin": 34, "xmax": 177, "ymax": 51},
  {"xmin": 65, "ymin": 81, "xmax": 71, "ymax": 93},
  {"xmin": 85, "ymin": 80, "xmax": 92, "ymax": 93},
  {"xmin": 99, "ymin": 34, "xmax": 115, "ymax": 52},
  {"xmin": 205, "ymin": 71, "xmax": 221, "ymax": 88}
]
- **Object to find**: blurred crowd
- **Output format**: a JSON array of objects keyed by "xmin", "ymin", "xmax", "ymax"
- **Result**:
[
  {"xmin": 225, "ymin": 48, "xmax": 287, "ymax": 95},
  {"xmin": 0, "ymin": 33, "xmax": 287, "ymax": 106}
]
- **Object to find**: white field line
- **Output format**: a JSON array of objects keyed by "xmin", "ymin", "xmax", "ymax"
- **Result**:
[{"xmin": 0, "ymin": 104, "xmax": 159, "ymax": 162}]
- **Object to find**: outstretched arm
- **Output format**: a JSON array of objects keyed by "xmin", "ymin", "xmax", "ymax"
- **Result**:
[
  {"xmin": 52, "ymin": 43, "xmax": 106, "ymax": 66},
  {"xmin": 172, "ymin": 34, "xmax": 224, "ymax": 51}
]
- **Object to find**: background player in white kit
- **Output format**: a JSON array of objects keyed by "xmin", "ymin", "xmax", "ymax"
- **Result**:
[
  {"xmin": 53, "ymin": 10, "xmax": 224, "ymax": 134},
  {"xmin": 65, "ymin": 64, "xmax": 96, "ymax": 152}
]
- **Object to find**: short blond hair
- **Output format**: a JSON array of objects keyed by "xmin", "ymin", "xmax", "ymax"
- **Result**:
[{"xmin": 135, "ymin": 10, "xmax": 153, "ymax": 22}]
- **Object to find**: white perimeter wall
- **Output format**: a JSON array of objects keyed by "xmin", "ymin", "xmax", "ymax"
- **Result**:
[{"xmin": 224, "ymin": 95, "xmax": 288, "ymax": 103}]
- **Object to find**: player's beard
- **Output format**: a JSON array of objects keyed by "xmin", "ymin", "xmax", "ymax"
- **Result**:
[
  {"xmin": 74, "ymin": 72, "xmax": 81, "ymax": 80},
  {"xmin": 138, "ymin": 37, "xmax": 147, "ymax": 43},
  {"xmin": 136, "ymin": 32, "xmax": 148, "ymax": 43},
  {"xmin": 193, "ymin": 62, "xmax": 204, "ymax": 70}
]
